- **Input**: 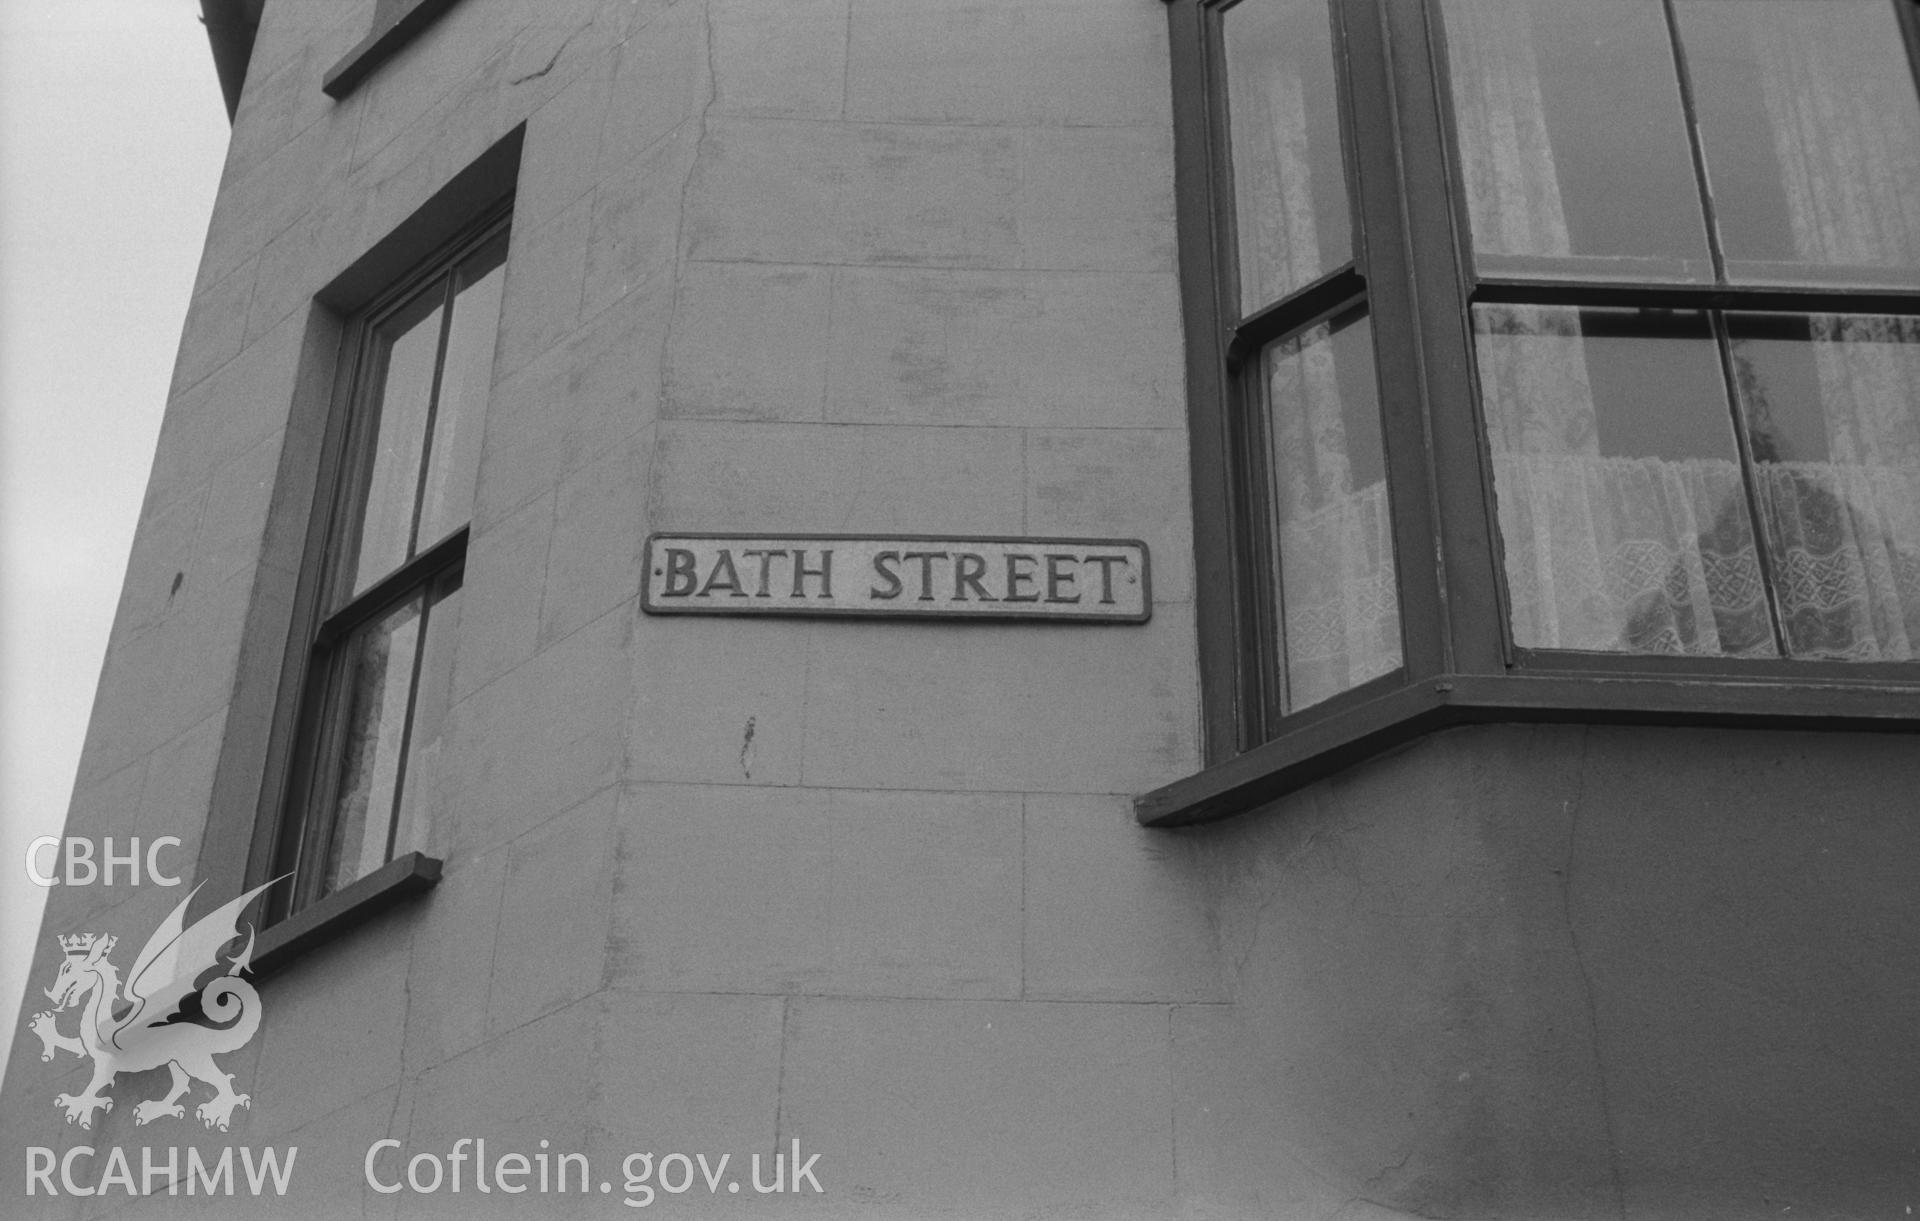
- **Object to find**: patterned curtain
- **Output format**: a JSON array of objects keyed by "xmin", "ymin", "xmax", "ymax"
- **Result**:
[
  {"xmin": 1443, "ymin": 0, "xmax": 1571, "ymax": 261},
  {"xmin": 1489, "ymin": 449, "xmax": 1774, "ymax": 656},
  {"xmin": 1236, "ymin": 55, "xmax": 1323, "ymax": 309},
  {"xmin": 1445, "ymin": 0, "xmax": 1764, "ymax": 657},
  {"xmin": 1476, "ymin": 307, "xmax": 1775, "ymax": 657},
  {"xmin": 1458, "ymin": 1, "xmax": 1920, "ymax": 660},
  {"xmin": 1745, "ymin": 2, "xmax": 1920, "ymax": 276},
  {"xmin": 1742, "ymin": 6, "xmax": 1920, "ymax": 659},
  {"xmin": 1266, "ymin": 327, "xmax": 1400, "ymax": 710}
]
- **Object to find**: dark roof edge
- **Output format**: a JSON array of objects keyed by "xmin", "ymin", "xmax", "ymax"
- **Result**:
[{"xmin": 200, "ymin": 0, "xmax": 263, "ymax": 123}]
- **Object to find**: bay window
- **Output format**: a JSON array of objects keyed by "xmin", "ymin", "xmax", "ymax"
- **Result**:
[{"xmin": 1144, "ymin": 0, "xmax": 1920, "ymax": 825}]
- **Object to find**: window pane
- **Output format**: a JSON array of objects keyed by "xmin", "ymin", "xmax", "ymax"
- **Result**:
[
  {"xmin": 1678, "ymin": 0, "xmax": 1920, "ymax": 287},
  {"xmin": 391, "ymin": 573, "xmax": 461, "ymax": 859},
  {"xmin": 1225, "ymin": 0, "xmax": 1351, "ymax": 313},
  {"xmin": 1474, "ymin": 304, "xmax": 1774, "ymax": 656},
  {"xmin": 323, "ymin": 595, "xmax": 424, "ymax": 894},
  {"xmin": 418, "ymin": 237, "xmax": 507, "ymax": 549},
  {"xmin": 1264, "ymin": 309, "xmax": 1401, "ymax": 712},
  {"xmin": 1730, "ymin": 312, "xmax": 1920, "ymax": 659},
  {"xmin": 352, "ymin": 289, "xmax": 444, "ymax": 595},
  {"xmin": 1442, "ymin": 0, "xmax": 1711, "ymax": 280}
]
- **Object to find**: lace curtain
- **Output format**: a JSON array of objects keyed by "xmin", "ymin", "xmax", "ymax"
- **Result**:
[
  {"xmin": 1456, "ymin": 0, "xmax": 1920, "ymax": 660},
  {"xmin": 1743, "ymin": 9, "xmax": 1920, "ymax": 659},
  {"xmin": 1235, "ymin": 52, "xmax": 1322, "ymax": 309},
  {"xmin": 1267, "ymin": 329, "xmax": 1401, "ymax": 710},
  {"xmin": 1232, "ymin": 0, "xmax": 1402, "ymax": 710},
  {"xmin": 1742, "ymin": 2, "xmax": 1920, "ymax": 277},
  {"xmin": 1475, "ymin": 309, "xmax": 1776, "ymax": 657},
  {"xmin": 1444, "ymin": 0, "xmax": 1572, "ymax": 262}
]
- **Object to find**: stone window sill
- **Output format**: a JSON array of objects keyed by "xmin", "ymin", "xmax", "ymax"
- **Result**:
[
  {"xmin": 322, "ymin": 0, "xmax": 465, "ymax": 99},
  {"xmin": 1134, "ymin": 673, "xmax": 1920, "ymax": 828},
  {"xmin": 251, "ymin": 852, "xmax": 441, "ymax": 979}
]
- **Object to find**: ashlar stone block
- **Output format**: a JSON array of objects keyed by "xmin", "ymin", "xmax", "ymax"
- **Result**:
[
  {"xmin": 711, "ymin": 0, "xmax": 849, "ymax": 119},
  {"xmin": 539, "ymin": 430, "xmax": 649, "ymax": 650},
  {"xmin": 824, "ymin": 267, "xmax": 1183, "ymax": 429},
  {"xmin": 264, "ymin": 1084, "xmax": 403, "ymax": 1219},
  {"xmin": 608, "ymin": 784, "xmax": 1022, "ymax": 999},
  {"xmin": 650, "ymin": 420, "xmax": 1025, "ymax": 535},
  {"xmin": 400, "ymin": 999, "xmax": 600, "ymax": 1213},
  {"xmin": 493, "ymin": 195, "xmax": 592, "ymax": 379},
  {"xmin": 166, "ymin": 257, "xmax": 256, "ymax": 399},
  {"xmin": 66, "ymin": 754, "xmax": 149, "ymax": 849},
  {"xmin": 192, "ymin": 430, "xmax": 285, "ymax": 592},
  {"xmin": 685, "ymin": 118, "xmax": 1022, "ymax": 269},
  {"xmin": 474, "ymin": 273, "xmax": 664, "ymax": 528},
  {"xmin": 34, "ymin": 866, "xmax": 195, "ymax": 978},
  {"xmin": 404, "ymin": 845, "xmax": 509, "ymax": 1074},
  {"xmin": 1023, "ymin": 793, "xmax": 1224, "ymax": 1002},
  {"xmin": 441, "ymin": 605, "xmax": 633, "ymax": 858},
  {"xmin": 61, "ymin": 1034, "xmax": 267, "ymax": 1221},
  {"xmin": 1026, "ymin": 427, "xmax": 1194, "ymax": 602},
  {"xmin": 629, "ymin": 616, "xmax": 810, "ymax": 787},
  {"xmin": 349, "ymin": 0, "xmax": 531, "ymax": 174},
  {"xmin": 1017, "ymin": 125, "xmax": 1178, "ymax": 273},
  {"xmin": 581, "ymin": 119, "xmax": 697, "ymax": 320},
  {"xmin": 31, "ymin": 760, "xmax": 147, "ymax": 930},
  {"xmin": 243, "ymin": 189, "xmax": 370, "ymax": 346},
  {"xmin": 249, "ymin": 906, "xmax": 412, "ymax": 1136},
  {"xmin": 780, "ymin": 997, "xmax": 1174, "ymax": 1216},
  {"xmin": 226, "ymin": 42, "xmax": 326, "ymax": 169},
  {"xmin": 450, "ymin": 489, "xmax": 552, "ymax": 704},
  {"xmin": 608, "ymin": 783, "xmax": 833, "ymax": 993},
  {"xmin": 516, "ymin": 56, "xmax": 615, "ymax": 231},
  {"xmin": 145, "ymin": 312, "xmax": 307, "ymax": 514},
  {"xmin": 590, "ymin": 992, "xmax": 785, "ymax": 1157},
  {"xmin": 76, "ymin": 568, "xmax": 256, "ymax": 786},
  {"xmin": 486, "ymin": 788, "xmax": 618, "ymax": 1036},
  {"xmin": 799, "ymin": 605, "xmax": 1201, "ymax": 794},
  {"xmin": 664, "ymin": 262, "xmax": 832, "ymax": 422},
  {"xmin": 116, "ymin": 487, "xmax": 207, "ymax": 640},
  {"xmin": 497, "ymin": 0, "xmax": 623, "ymax": 101},
  {"xmin": 846, "ymin": 0, "xmax": 1169, "ymax": 128},
  {"xmin": 135, "ymin": 710, "xmax": 225, "ymax": 848},
  {"xmin": 1171, "ymin": 1003, "xmax": 1374, "ymax": 1219},
  {"xmin": 820, "ymin": 789, "xmax": 1021, "ymax": 998},
  {"xmin": 599, "ymin": 0, "xmax": 713, "ymax": 173},
  {"xmin": 0, "ymin": 1098, "xmax": 84, "ymax": 1220},
  {"xmin": 197, "ymin": 110, "xmax": 358, "ymax": 291}
]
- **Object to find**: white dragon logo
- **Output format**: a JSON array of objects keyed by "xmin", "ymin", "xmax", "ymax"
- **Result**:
[{"xmin": 27, "ymin": 880, "xmax": 278, "ymax": 1131}]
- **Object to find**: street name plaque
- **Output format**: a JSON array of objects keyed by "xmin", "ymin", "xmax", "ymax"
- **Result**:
[{"xmin": 642, "ymin": 533, "xmax": 1151, "ymax": 623}]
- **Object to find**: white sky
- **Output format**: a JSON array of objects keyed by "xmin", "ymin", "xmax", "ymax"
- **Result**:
[{"xmin": 0, "ymin": 0, "xmax": 230, "ymax": 1088}]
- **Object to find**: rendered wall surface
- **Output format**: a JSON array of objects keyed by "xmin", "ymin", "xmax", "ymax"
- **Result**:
[
  {"xmin": 3, "ymin": 2, "xmax": 1917, "ymax": 1218},
  {"xmin": 1179, "ymin": 724, "xmax": 1920, "ymax": 1219}
]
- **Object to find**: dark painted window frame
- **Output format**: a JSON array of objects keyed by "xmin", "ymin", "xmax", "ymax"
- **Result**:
[
  {"xmin": 185, "ymin": 130, "xmax": 524, "ymax": 973},
  {"xmin": 268, "ymin": 207, "xmax": 511, "ymax": 925},
  {"xmin": 1142, "ymin": 0, "xmax": 1920, "ymax": 829},
  {"xmin": 254, "ymin": 199, "xmax": 509, "ymax": 929}
]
